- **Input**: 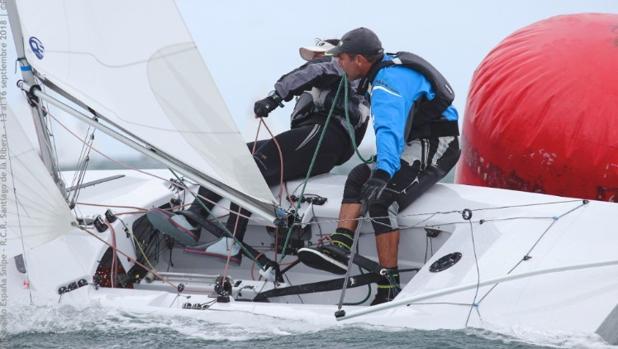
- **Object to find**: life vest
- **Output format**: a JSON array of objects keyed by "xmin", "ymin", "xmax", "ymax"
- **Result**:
[
  {"xmin": 359, "ymin": 52, "xmax": 459, "ymax": 140},
  {"xmin": 290, "ymin": 83, "xmax": 369, "ymax": 140}
]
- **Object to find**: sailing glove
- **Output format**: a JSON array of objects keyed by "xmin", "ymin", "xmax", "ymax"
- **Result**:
[
  {"xmin": 361, "ymin": 169, "xmax": 391, "ymax": 203},
  {"xmin": 254, "ymin": 92, "xmax": 283, "ymax": 118}
]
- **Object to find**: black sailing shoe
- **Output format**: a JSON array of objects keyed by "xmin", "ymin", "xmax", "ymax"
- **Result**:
[
  {"xmin": 297, "ymin": 228, "xmax": 355, "ymax": 275},
  {"xmin": 370, "ymin": 268, "xmax": 401, "ymax": 306}
]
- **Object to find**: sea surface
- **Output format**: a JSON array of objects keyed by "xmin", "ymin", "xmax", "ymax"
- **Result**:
[{"xmin": 4, "ymin": 305, "xmax": 615, "ymax": 349}]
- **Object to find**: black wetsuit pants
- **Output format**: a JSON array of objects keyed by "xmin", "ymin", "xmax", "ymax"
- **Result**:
[
  {"xmin": 191, "ymin": 123, "xmax": 354, "ymax": 241},
  {"xmin": 342, "ymin": 137, "xmax": 461, "ymax": 235}
]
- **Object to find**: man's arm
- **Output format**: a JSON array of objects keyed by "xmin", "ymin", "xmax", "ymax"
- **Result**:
[
  {"xmin": 274, "ymin": 57, "xmax": 342, "ymax": 101},
  {"xmin": 371, "ymin": 77, "xmax": 408, "ymax": 177}
]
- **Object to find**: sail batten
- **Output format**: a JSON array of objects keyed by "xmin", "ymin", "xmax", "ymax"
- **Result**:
[{"xmin": 15, "ymin": 0, "xmax": 277, "ymax": 220}]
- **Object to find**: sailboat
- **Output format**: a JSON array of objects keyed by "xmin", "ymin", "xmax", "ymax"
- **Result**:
[{"xmin": 5, "ymin": 0, "xmax": 618, "ymax": 344}]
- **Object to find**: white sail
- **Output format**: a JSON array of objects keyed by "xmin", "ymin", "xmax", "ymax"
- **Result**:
[
  {"xmin": 14, "ymin": 0, "xmax": 277, "ymax": 218},
  {"xmin": 3, "ymin": 107, "xmax": 75, "ymax": 258}
]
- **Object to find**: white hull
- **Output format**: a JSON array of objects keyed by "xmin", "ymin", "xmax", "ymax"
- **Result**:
[{"xmin": 8, "ymin": 169, "xmax": 618, "ymax": 342}]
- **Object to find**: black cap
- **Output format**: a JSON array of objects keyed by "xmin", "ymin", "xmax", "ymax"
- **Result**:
[{"xmin": 328, "ymin": 27, "xmax": 384, "ymax": 56}]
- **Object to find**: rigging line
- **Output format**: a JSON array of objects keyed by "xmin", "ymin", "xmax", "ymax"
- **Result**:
[
  {"xmin": 283, "ymin": 274, "xmax": 305, "ymax": 304},
  {"xmin": 76, "ymin": 224, "xmax": 179, "ymax": 290},
  {"xmin": 251, "ymin": 119, "xmax": 262, "ymax": 155},
  {"xmin": 279, "ymin": 77, "xmax": 345, "ymax": 262},
  {"xmin": 293, "ymin": 197, "xmax": 586, "ymax": 228},
  {"xmin": 291, "ymin": 210, "xmax": 561, "ymax": 233},
  {"xmin": 109, "ymin": 223, "xmax": 118, "ymax": 288},
  {"xmin": 343, "ymin": 249, "xmax": 372, "ymax": 306},
  {"xmin": 75, "ymin": 202, "xmax": 149, "ymax": 212},
  {"xmin": 168, "ymin": 169, "xmax": 266, "ymax": 269},
  {"xmin": 396, "ymin": 211, "xmax": 441, "ymax": 232},
  {"xmin": 76, "ymin": 202, "xmax": 203, "ymax": 217},
  {"xmin": 39, "ymin": 84, "xmax": 62, "ymax": 172},
  {"xmin": 476, "ymin": 201, "xmax": 588, "ymax": 305},
  {"xmin": 469, "ymin": 199, "xmax": 584, "ymax": 212},
  {"xmin": 48, "ymin": 111, "xmax": 257, "ymax": 222},
  {"xmin": 250, "ymin": 252, "xmax": 265, "ymax": 281},
  {"xmin": 116, "ymin": 210, "xmax": 157, "ymax": 216},
  {"xmin": 68, "ymin": 122, "xmax": 94, "ymax": 183},
  {"xmin": 464, "ymin": 220, "xmax": 481, "ymax": 328},
  {"xmin": 222, "ymin": 205, "xmax": 242, "ymax": 279},
  {"xmin": 68, "ymin": 124, "xmax": 90, "ymax": 189},
  {"xmin": 260, "ymin": 118, "xmax": 290, "ymax": 205},
  {"xmin": 508, "ymin": 201, "xmax": 587, "ymax": 273},
  {"xmin": 250, "ymin": 118, "xmax": 284, "ymax": 203},
  {"xmin": 70, "ymin": 131, "xmax": 95, "ymax": 207},
  {"xmin": 3, "ymin": 119, "xmax": 34, "ymax": 305},
  {"xmin": 342, "ymin": 74, "xmax": 374, "ymax": 164},
  {"xmin": 419, "ymin": 216, "xmax": 556, "ymax": 229},
  {"xmin": 408, "ymin": 301, "xmax": 474, "ymax": 307}
]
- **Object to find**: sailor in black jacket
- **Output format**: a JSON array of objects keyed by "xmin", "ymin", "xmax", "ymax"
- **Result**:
[{"xmin": 178, "ymin": 39, "xmax": 369, "ymax": 262}]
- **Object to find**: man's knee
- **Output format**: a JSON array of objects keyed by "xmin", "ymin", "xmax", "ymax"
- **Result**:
[
  {"xmin": 368, "ymin": 199, "xmax": 399, "ymax": 236},
  {"xmin": 342, "ymin": 164, "xmax": 371, "ymax": 203}
]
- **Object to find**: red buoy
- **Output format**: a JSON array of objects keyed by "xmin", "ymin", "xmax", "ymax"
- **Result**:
[{"xmin": 457, "ymin": 13, "xmax": 618, "ymax": 201}]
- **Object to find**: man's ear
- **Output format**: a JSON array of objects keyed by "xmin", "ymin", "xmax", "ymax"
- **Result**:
[{"xmin": 356, "ymin": 54, "xmax": 369, "ymax": 66}]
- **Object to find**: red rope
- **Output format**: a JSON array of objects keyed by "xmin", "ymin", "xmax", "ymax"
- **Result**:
[
  {"xmin": 259, "ymin": 118, "xmax": 291, "ymax": 205},
  {"xmin": 223, "ymin": 206, "xmax": 242, "ymax": 278}
]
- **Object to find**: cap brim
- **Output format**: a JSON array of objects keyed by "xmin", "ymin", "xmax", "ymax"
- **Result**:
[
  {"xmin": 326, "ymin": 45, "xmax": 345, "ymax": 56},
  {"xmin": 299, "ymin": 47, "xmax": 319, "ymax": 61},
  {"xmin": 299, "ymin": 43, "xmax": 336, "ymax": 61}
]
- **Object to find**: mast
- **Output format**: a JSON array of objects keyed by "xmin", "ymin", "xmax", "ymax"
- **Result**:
[{"xmin": 7, "ymin": 0, "xmax": 66, "ymax": 194}]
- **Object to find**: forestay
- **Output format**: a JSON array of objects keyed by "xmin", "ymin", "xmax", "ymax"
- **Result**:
[
  {"xmin": 14, "ymin": 0, "xmax": 277, "ymax": 220},
  {"xmin": 3, "ymin": 107, "xmax": 76, "ymax": 258}
]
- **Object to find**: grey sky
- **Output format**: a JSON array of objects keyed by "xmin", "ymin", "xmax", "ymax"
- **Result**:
[
  {"xmin": 7, "ymin": 0, "xmax": 617, "ymax": 165},
  {"xmin": 177, "ymin": 0, "xmax": 617, "ymax": 138}
]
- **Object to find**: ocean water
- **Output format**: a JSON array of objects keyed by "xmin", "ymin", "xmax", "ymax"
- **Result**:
[{"xmin": 5, "ymin": 305, "xmax": 615, "ymax": 349}]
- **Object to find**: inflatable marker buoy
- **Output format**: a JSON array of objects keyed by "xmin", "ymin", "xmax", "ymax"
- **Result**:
[{"xmin": 457, "ymin": 14, "xmax": 618, "ymax": 201}]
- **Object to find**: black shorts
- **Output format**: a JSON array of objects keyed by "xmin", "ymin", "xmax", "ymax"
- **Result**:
[
  {"xmin": 343, "ymin": 136, "xmax": 460, "ymax": 235},
  {"xmin": 195, "ymin": 122, "xmax": 356, "ymax": 240}
]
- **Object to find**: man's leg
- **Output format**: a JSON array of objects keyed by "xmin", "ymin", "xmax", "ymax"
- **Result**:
[
  {"xmin": 334, "ymin": 163, "xmax": 372, "ymax": 237},
  {"xmin": 174, "ymin": 186, "xmax": 223, "ymax": 234},
  {"xmin": 217, "ymin": 125, "xmax": 345, "ymax": 263},
  {"xmin": 375, "ymin": 230, "xmax": 399, "ymax": 268},
  {"xmin": 187, "ymin": 186, "xmax": 222, "ymax": 216},
  {"xmin": 231, "ymin": 124, "xmax": 352, "ymax": 235},
  {"xmin": 368, "ymin": 136, "xmax": 461, "ymax": 304},
  {"xmin": 297, "ymin": 164, "xmax": 370, "ymax": 273},
  {"xmin": 336, "ymin": 203, "xmax": 362, "ymax": 232},
  {"xmin": 367, "ymin": 195, "xmax": 404, "ymax": 305}
]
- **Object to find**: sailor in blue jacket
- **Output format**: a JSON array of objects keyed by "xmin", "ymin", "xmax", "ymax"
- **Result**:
[{"xmin": 298, "ymin": 28, "xmax": 460, "ymax": 305}]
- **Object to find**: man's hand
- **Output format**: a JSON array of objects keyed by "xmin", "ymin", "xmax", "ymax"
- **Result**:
[
  {"xmin": 361, "ymin": 169, "xmax": 391, "ymax": 203},
  {"xmin": 254, "ymin": 92, "xmax": 283, "ymax": 118}
]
